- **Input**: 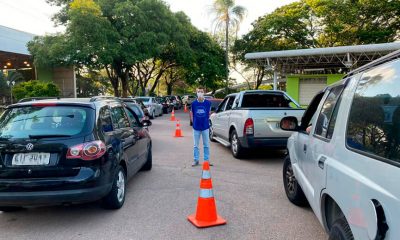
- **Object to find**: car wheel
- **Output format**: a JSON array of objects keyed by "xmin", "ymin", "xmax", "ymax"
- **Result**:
[
  {"xmin": 150, "ymin": 111, "xmax": 155, "ymax": 119},
  {"xmin": 101, "ymin": 165, "xmax": 126, "ymax": 210},
  {"xmin": 0, "ymin": 207, "xmax": 23, "ymax": 212},
  {"xmin": 283, "ymin": 155, "xmax": 308, "ymax": 206},
  {"xmin": 141, "ymin": 145, "xmax": 152, "ymax": 171},
  {"xmin": 209, "ymin": 123, "xmax": 216, "ymax": 142},
  {"xmin": 328, "ymin": 218, "xmax": 354, "ymax": 240},
  {"xmin": 230, "ymin": 130, "xmax": 246, "ymax": 159}
]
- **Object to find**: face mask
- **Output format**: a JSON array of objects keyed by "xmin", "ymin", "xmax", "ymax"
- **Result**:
[{"xmin": 197, "ymin": 92, "xmax": 204, "ymax": 98}]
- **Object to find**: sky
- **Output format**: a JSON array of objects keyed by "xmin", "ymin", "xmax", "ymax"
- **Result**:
[{"xmin": 0, "ymin": 0, "xmax": 296, "ymax": 36}]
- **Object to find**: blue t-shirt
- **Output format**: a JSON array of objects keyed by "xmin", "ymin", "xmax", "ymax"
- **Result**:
[{"xmin": 191, "ymin": 99, "xmax": 211, "ymax": 131}]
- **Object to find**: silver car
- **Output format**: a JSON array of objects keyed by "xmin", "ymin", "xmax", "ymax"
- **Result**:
[
  {"xmin": 134, "ymin": 97, "xmax": 163, "ymax": 119},
  {"xmin": 209, "ymin": 90, "xmax": 304, "ymax": 158},
  {"xmin": 280, "ymin": 50, "xmax": 400, "ymax": 239}
]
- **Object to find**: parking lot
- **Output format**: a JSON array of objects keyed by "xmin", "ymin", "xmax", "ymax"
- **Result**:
[{"xmin": 0, "ymin": 110, "xmax": 326, "ymax": 240}]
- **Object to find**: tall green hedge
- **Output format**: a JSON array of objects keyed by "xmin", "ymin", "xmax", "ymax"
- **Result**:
[{"xmin": 12, "ymin": 80, "xmax": 61, "ymax": 100}]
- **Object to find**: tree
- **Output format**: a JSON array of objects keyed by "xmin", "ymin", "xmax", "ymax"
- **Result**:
[
  {"xmin": 307, "ymin": 0, "xmax": 400, "ymax": 46},
  {"xmin": 31, "ymin": 0, "xmax": 187, "ymax": 97},
  {"xmin": 12, "ymin": 80, "xmax": 61, "ymax": 100},
  {"xmin": 185, "ymin": 29, "xmax": 226, "ymax": 93},
  {"xmin": 76, "ymin": 69, "xmax": 112, "ymax": 97},
  {"xmin": 235, "ymin": 0, "xmax": 400, "ymax": 52},
  {"xmin": 233, "ymin": 0, "xmax": 400, "ymax": 89},
  {"xmin": 0, "ymin": 71, "xmax": 25, "ymax": 95},
  {"xmin": 210, "ymin": 0, "xmax": 246, "ymax": 90},
  {"xmin": 33, "ymin": 0, "xmax": 226, "ymax": 97}
]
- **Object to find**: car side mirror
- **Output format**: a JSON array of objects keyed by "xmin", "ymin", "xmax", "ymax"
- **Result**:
[
  {"xmin": 280, "ymin": 116, "xmax": 299, "ymax": 131},
  {"xmin": 142, "ymin": 119, "xmax": 152, "ymax": 127}
]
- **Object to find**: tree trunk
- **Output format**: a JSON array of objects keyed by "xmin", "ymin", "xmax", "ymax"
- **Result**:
[
  {"xmin": 225, "ymin": 17, "xmax": 230, "ymax": 92},
  {"xmin": 109, "ymin": 76, "xmax": 119, "ymax": 97},
  {"xmin": 120, "ymin": 69, "xmax": 129, "ymax": 97},
  {"xmin": 140, "ymin": 85, "xmax": 146, "ymax": 96},
  {"xmin": 149, "ymin": 68, "xmax": 166, "ymax": 94},
  {"xmin": 255, "ymin": 67, "xmax": 265, "ymax": 90},
  {"xmin": 167, "ymin": 83, "xmax": 173, "ymax": 95},
  {"xmin": 105, "ymin": 67, "xmax": 120, "ymax": 97}
]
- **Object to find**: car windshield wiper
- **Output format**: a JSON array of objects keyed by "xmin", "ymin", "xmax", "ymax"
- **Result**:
[{"xmin": 29, "ymin": 134, "xmax": 72, "ymax": 139}]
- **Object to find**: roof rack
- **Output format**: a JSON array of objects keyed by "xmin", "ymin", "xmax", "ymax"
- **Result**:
[
  {"xmin": 18, "ymin": 97, "xmax": 60, "ymax": 103},
  {"xmin": 346, "ymin": 49, "xmax": 400, "ymax": 78},
  {"xmin": 89, "ymin": 96, "xmax": 120, "ymax": 102}
]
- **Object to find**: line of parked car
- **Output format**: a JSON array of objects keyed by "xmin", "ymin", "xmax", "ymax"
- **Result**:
[{"xmin": 126, "ymin": 95, "xmax": 186, "ymax": 120}]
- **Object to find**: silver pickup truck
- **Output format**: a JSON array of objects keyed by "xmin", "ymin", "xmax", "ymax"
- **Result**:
[{"xmin": 209, "ymin": 90, "xmax": 305, "ymax": 158}]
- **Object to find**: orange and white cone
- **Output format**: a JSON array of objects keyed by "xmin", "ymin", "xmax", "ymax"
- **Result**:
[
  {"xmin": 188, "ymin": 162, "xmax": 226, "ymax": 228},
  {"xmin": 174, "ymin": 120, "xmax": 183, "ymax": 137},
  {"xmin": 170, "ymin": 108, "xmax": 176, "ymax": 121},
  {"xmin": 184, "ymin": 104, "xmax": 188, "ymax": 113}
]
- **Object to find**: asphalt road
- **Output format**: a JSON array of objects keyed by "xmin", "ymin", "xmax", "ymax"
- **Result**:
[{"xmin": 0, "ymin": 110, "xmax": 327, "ymax": 240}]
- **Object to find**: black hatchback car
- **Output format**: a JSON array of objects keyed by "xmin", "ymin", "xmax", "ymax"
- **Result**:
[{"xmin": 0, "ymin": 97, "xmax": 152, "ymax": 211}]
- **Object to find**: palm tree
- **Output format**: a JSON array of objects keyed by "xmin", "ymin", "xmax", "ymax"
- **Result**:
[{"xmin": 210, "ymin": 0, "xmax": 246, "ymax": 91}]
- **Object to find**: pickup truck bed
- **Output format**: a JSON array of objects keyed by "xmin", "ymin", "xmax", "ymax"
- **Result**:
[{"xmin": 210, "ymin": 90, "xmax": 305, "ymax": 158}]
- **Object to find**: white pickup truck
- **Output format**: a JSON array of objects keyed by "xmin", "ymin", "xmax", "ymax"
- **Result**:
[{"xmin": 209, "ymin": 90, "xmax": 305, "ymax": 158}]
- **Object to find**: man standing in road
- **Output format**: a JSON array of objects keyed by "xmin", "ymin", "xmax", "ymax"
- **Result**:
[{"xmin": 190, "ymin": 86, "xmax": 212, "ymax": 167}]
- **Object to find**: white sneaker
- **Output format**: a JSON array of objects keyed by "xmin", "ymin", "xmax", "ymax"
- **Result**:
[{"xmin": 192, "ymin": 161, "xmax": 199, "ymax": 167}]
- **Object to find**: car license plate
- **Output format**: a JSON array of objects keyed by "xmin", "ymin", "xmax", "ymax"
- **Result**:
[{"xmin": 12, "ymin": 153, "xmax": 50, "ymax": 166}]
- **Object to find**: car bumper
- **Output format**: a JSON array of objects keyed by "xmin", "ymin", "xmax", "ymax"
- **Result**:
[
  {"xmin": 0, "ymin": 184, "xmax": 112, "ymax": 207},
  {"xmin": 239, "ymin": 136, "xmax": 288, "ymax": 149},
  {"xmin": 0, "ymin": 167, "xmax": 113, "ymax": 207}
]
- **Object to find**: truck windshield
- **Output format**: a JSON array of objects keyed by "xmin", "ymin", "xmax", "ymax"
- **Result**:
[
  {"xmin": 241, "ymin": 93, "xmax": 300, "ymax": 108},
  {"xmin": 0, "ymin": 106, "xmax": 93, "ymax": 139}
]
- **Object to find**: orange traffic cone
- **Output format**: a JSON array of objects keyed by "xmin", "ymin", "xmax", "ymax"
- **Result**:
[
  {"xmin": 170, "ymin": 108, "xmax": 176, "ymax": 121},
  {"xmin": 174, "ymin": 120, "xmax": 183, "ymax": 137},
  {"xmin": 188, "ymin": 162, "xmax": 226, "ymax": 228},
  {"xmin": 184, "ymin": 104, "xmax": 188, "ymax": 113}
]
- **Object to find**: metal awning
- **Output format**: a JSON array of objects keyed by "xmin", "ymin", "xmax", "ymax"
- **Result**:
[{"xmin": 245, "ymin": 42, "xmax": 400, "ymax": 74}]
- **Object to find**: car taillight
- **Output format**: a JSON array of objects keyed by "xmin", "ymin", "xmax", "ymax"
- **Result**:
[
  {"xmin": 244, "ymin": 118, "xmax": 254, "ymax": 135},
  {"xmin": 67, "ymin": 140, "xmax": 106, "ymax": 161}
]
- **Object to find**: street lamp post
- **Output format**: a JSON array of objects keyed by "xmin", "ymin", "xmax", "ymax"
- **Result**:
[{"xmin": 7, "ymin": 81, "xmax": 15, "ymax": 104}]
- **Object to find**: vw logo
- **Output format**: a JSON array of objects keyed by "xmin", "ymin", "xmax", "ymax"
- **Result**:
[{"xmin": 26, "ymin": 143, "xmax": 34, "ymax": 151}]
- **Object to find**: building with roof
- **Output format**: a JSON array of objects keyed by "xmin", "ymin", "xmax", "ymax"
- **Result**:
[
  {"xmin": 0, "ymin": 25, "xmax": 76, "ymax": 104},
  {"xmin": 245, "ymin": 42, "xmax": 400, "ymax": 105}
]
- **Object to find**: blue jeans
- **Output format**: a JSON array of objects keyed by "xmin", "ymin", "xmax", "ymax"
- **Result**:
[{"xmin": 193, "ymin": 129, "xmax": 210, "ymax": 163}]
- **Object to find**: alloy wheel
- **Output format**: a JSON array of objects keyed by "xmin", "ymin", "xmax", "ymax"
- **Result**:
[
  {"xmin": 231, "ymin": 133, "xmax": 238, "ymax": 155},
  {"xmin": 286, "ymin": 164, "xmax": 296, "ymax": 195},
  {"xmin": 116, "ymin": 171, "xmax": 125, "ymax": 203}
]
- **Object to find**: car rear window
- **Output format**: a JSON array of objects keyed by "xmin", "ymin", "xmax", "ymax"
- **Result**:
[
  {"xmin": 0, "ymin": 106, "xmax": 93, "ymax": 139},
  {"xmin": 136, "ymin": 97, "xmax": 150, "ymax": 103},
  {"xmin": 241, "ymin": 93, "xmax": 299, "ymax": 108},
  {"xmin": 126, "ymin": 103, "xmax": 144, "ymax": 119}
]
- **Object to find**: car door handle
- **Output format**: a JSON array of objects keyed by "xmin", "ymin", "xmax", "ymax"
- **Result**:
[
  {"xmin": 303, "ymin": 144, "xmax": 307, "ymax": 153},
  {"xmin": 318, "ymin": 156, "xmax": 327, "ymax": 169}
]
